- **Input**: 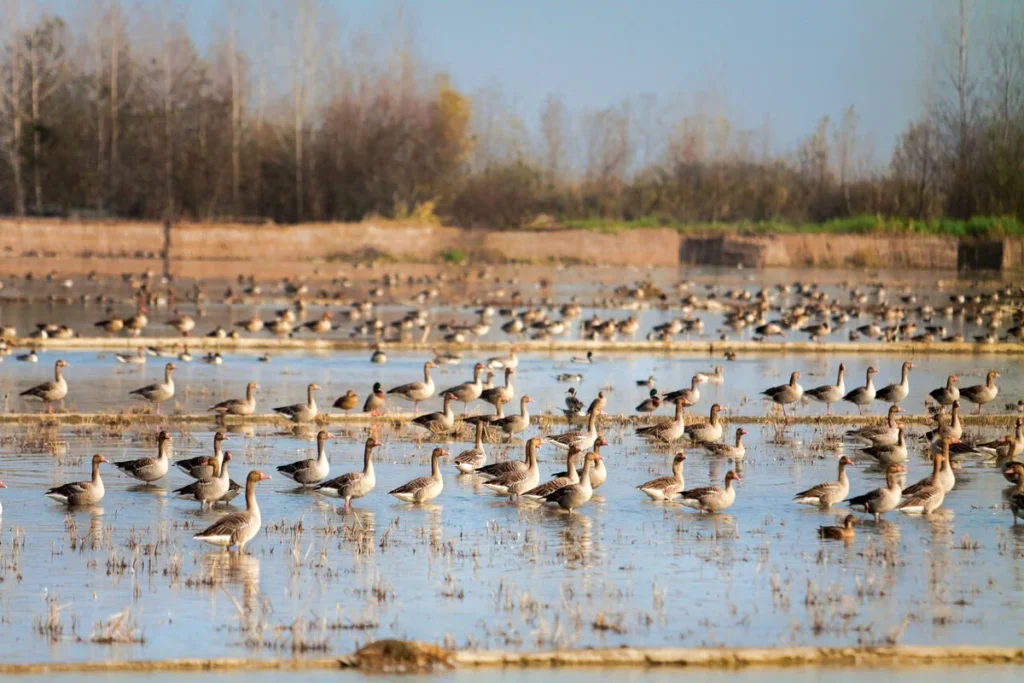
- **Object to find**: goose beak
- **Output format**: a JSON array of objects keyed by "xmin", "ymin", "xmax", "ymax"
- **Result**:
[{"xmin": 260, "ymin": 473, "xmax": 271, "ymax": 481}]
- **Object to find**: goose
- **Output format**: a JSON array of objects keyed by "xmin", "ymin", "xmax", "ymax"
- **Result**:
[
  {"xmin": 842, "ymin": 366, "xmax": 878, "ymax": 414},
  {"xmin": 129, "ymin": 362, "xmax": 176, "ymax": 414},
  {"xmin": 482, "ymin": 437, "xmax": 541, "ymax": 500},
  {"xmin": 193, "ymin": 470, "xmax": 270, "ymax": 552},
  {"xmin": 586, "ymin": 391, "xmax": 608, "ymax": 416},
  {"xmin": 539, "ymin": 452, "xmax": 600, "ymax": 514},
  {"xmin": 237, "ymin": 315, "xmax": 264, "ymax": 334},
  {"xmin": 562, "ymin": 388, "xmax": 586, "ymax": 419},
  {"xmin": 904, "ymin": 438, "xmax": 956, "ymax": 496},
  {"xmin": 363, "ymin": 382, "xmax": 387, "ymax": 415},
  {"xmin": 859, "ymin": 426, "xmax": 908, "ymax": 464},
  {"xmin": 928, "ymin": 375, "xmax": 960, "ymax": 407},
  {"xmin": 793, "ymin": 456, "xmax": 854, "ymax": 508},
  {"xmin": 976, "ymin": 418, "xmax": 1024, "ymax": 459},
  {"xmin": 549, "ymin": 408, "xmax": 600, "ymax": 451},
  {"xmin": 0, "ymin": 479, "xmax": 5, "ymax": 515},
  {"xmin": 432, "ymin": 347, "xmax": 462, "ymax": 366},
  {"xmin": 315, "ymin": 437, "xmax": 381, "ymax": 509},
  {"xmin": 46, "ymin": 454, "xmax": 107, "ymax": 506},
  {"xmin": 477, "ymin": 437, "xmax": 544, "ymax": 480},
  {"xmin": 174, "ymin": 452, "xmax": 232, "ymax": 509},
  {"xmin": 818, "ymin": 514, "xmax": 857, "ymax": 541},
  {"xmin": 636, "ymin": 399, "xmax": 687, "ymax": 443},
  {"xmin": 522, "ymin": 446, "xmax": 582, "ymax": 500},
  {"xmin": 636, "ymin": 375, "xmax": 657, "ymax": 388},
  {"xmin": 301, "ymin": 311, "xmax": 333, "ymax": 334},
  {"xmin": 20, "ymin": 359, "xmax": 69, "ymax": 413},
  {"xmin": 677, "ymin": 470, "xmax": 740, "ymax": 513},
  {"xmin": 684, "ymin": 403, "xmax": 724, "ymax": 444},
  {"xmin": 703, "ymin": 427, "xmax": 748, "ymax": 459},
  {"xmin": 387, "ymin": 361, "xmax": 437, "ymax": 413},
  {"xmin": 846, "ymin": 463, "xmax": 905, "ymax": 521},
  {"xmin": 388, "ymin": 447, "xmax": 448, "ymax": 504},
  {"xmin": 1004, "ymin": 463, "xmax": 1024, "ymax": 524},
  {"xmin": 166, "ymin": 312, "xmax": 196, "ymax": 336},
  {"xmin": 959, "ymin": 370, "xmax": 1000, "ymax": 414},
  {"xmin": 486, "ymin": 346, "xmax": 519, "ymax": 370},
  {"xmin": 875, "ymin": 361, "xmax": 913, "ymax": 405},
  {"xmin": 898, "ymin": 450, "xmax": 948, "ymax": 515},
  {"xmin": 174, "ymin": 431, "xmax": 227, "ymax": 480},
  {"xmin": 273, "ymin": 383, "xmax": 320, "ymax": 423},
  {"xmin": 209, "ymin": 382, "xmax": 258, "ymax": 417},
  {"xmin": 694, "ymin": 366, "xmax": 725, "ymax": 385},
  {"xmin": 805, "ymin": 364, "xmax": 845, "ymax": 415},
  {"xmin": 125, "ymin": 305, "xmax": 149, "ymax": 336},
  {"xmin": 635, "ymin": 389, "xmax": 661, "ymax": 415},
  {"xmin": 847, "ymin": 405, "xmax": 903, "ymax": 445},
  {"xmin": 453, "ymin": 420, "xmax": 487, "ymax": 473},
  {"xmin": 663, "ymin": 375, "xmax": 705, "ymax": 407},
  {"xmin": 762, "ymin": 372, "xmax": 803, "ymax": 417},
  {"xmin": 277, "ymin": 430, "xmax": 334, "ymax": 486},
  {"xmin": 923, "ymin": 401, "xmax": 962, "ymax": 442},
  {"xmin": 94, "ymin": 316, "xmax": 124, "ymax": 335},
  {"xmin": 333, "ymin": 390, "xmax": 360, "ymax": 413},
  {"xmin": 637, "ymin": 452, "xmax": 686, "ymax": 501},
  {"xmin": 114, "ymin": 430, "xmax": 172, "ymax": 483},
  {"xmin": 551, "ymin": 438, "xmax": 609, "ymax": 489},
  {"xmin": 411, "ymin": 393, "xmax": 457, "ymax": 434},
  {"xmin": 480, "ymin": 367, "xmax": 515, "ymax": 409},
  {"xmin": 493, "ymin": 395, "xmax": 533, "ymax": 439},
  {"xmin": 439, "ymin": 363, "xmax": 486, "ymax": 414},
  {"xmin": 115, "ymin": 348, "xmax": 147, "ymax": 364}
]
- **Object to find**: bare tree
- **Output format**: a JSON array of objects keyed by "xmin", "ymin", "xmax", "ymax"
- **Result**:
[
  {"xmin": 832, "ymin": 104, "xmax": 859, "ymax": 214},
  {"xmin": 25, "ymin": 15, "xmax": 66, "ymax": 214},
  {"xmin": 538, "ymin": 94, "xmax": 567, "ymax": 185},
  {"xmin": 0, "ymin": 0, "xmax": 27, "ymax": 215}
]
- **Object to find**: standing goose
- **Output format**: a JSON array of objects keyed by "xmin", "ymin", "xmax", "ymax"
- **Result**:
[
  {"xmin": 875, "ymin": 361, "xmax": 913, "ymax": 405},
  {"xmin": 959, "ymin": 370, "xmax": 1000, "ymax": 414},
  {"xmin": 904, "ymin": 438, "xmax": 956, "ymax": 496},
  {"xmin": 549, "ymin": 408, "xmax": 600, "ymax": 451},
  {"xmin": 20, "ymin": 359, "xmax": 69, "ymax": 413},
  {"xmin": 703, "ymin": 427, "xmax": 747, "ymax": 459},
  {"xmin": 477, "ymin": 437, "xmax": 544, "ymax": 480},
  {"xmin": 387, "ymin": 361, "xmax": 437, "ymax": 414},
  {"xmin": 411, "ymin": 393, "xmax": 457, "ymax": 434},
  {"xmin": 363, "ymin": 382, "xmax": 387, "ymax": 415},
  {"xmin": 842, "ymin": 367, "xmax": 878, "ymax": 415},
  {"xmin": 522, "ymin": 446, "xmax": 582, "ymax": 500},
  {"xmin": 480, "ymin": 367, "xmax": 515, "ymax": 409},
  {"xmin": 493, "ymin": 395, "xmax": 533, "ymax": 439},
  {"xmin": 677, "ymin": 470, "xmax": 741, "ymax": 514},
  {"xmin": 175, "ymin": 432, "xmax": 228, "ymax": 480},
  {"xmin": 175, "ymin": 452, "xmax": 232, "ymax": 509},
  {"xmin": 482, "ymin": 437, "xmax": 542, "ymax": 500},
  {"xmin": 1004, "ymin": 462, "xmax": 1024, "ymax": 524},
  {"xmin": 898, "ymin": 450, "xmax": 948, "ymax": 515},
  {"xmin": 846, "ymin": 463, "xmax": 905, "ymax": 521},
  {"xmin": 793, "ymin": 456, "xmax": 854, "ymax": 508},
  {"xmin": 209, "ymin": 382, "xmax": 258, "ymax": 417},
  {"xmin": 684, "ymin": 403, "xmax": 724, "ymax": 444},
  {"xmin": 859, "ymin": 426, "xmax": 908, "ymax": 464},
  {"xmin": 552, "ymin": 437, "xmax": 609, "ymax": 489},
  {"xmin": 636, "ymin": 399, "xmax": 687, "ymax": 443},
  {"xmin": 277, "ymin": 430, "xmax": 334, "ymax": 486},
  {"xmin": 114, "ymin": 430, "xmax": 172, "ymax": 484},
  {"xmin": 440, "ymin": 363, "xmax": 486, "ymax": 414},
  {"xmin": 316, "ymin": 437, "xmax": 381, "ymax": 509},
  {"xmin": 129, "ymin": 362, "xmax": 176, "ymax": 414},
  {"xmin": 46, "ymin": 454, "xmax": 107, "ymax": 506},
  {"xmin": 976, "ymin": 417, "xmax": 1024, "ymax": 459},
  {"xmin": 637, "ymin": 452, "xmax": 686, "ymax": 501},
  {"xmin": 924, "ymin": 401, "xmax": 963, "ymax": 442},
  {"xmin": 540, "ymin": 452, "xmax": 600, "ymax": 514},
  {"xmin": 453, "ymin": 420, "xmax": 488, "ymax": 473},
  {"xmin": 928, "ymin": 375, "xmax": 960, "ymax": 407},
  {"xmin": 762, "ymin": 372, "xmax": 803, "ymax": 418},
  {"xmin": 805, "ymin": 364, "xmax": 845, "ymax": 415},
  {"xmin": 818, "ymin": 515, "xmax": 858, "ymax": 541},
  {"xmin": 274, "ymin": 383, "xmax": 320, "ymax": 423},
  {"xmin": 847, "ymin": 405, "xmax": 903, "ymax": 445},
  {"xmin": 193, "ymin": 470, "xmax": 270, "ymax": 552},
  {"xmin": 663, "ymin": 375, "xmax": 705, "ymax": 408},
  {"xmin": 388, "ymin": 448, "xmax": 448, "ymax": 504}
]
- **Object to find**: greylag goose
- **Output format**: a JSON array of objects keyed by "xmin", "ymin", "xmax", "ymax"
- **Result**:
[
  {"xmin": 46, "ymin": 454, "xmax": 107, "ymax": 506},
  {"xmin": 637, "ymin": 452, "xmax": 686, "ymax": 501},
  {"xmin": 388, "ymin": 447, "xmax": 448, "ymax": 504},
  {"xmin": 959, "ymin": 370, "xmax": 1000, "ymax": 414},
  {"xmin": 846, "ymin": 463, "xmax": 905, "ymax": 521},
  {"xmin": 859, "ymin": 426, "xmax": 908, "ymax": 464},
  {"xmin": 818, "ymin": 514, "xmax": 857, "ymax": 541},
  {"xmin": 562, "ymin": 387, "xmax": 586, "ymax": 418},
  {"xmin": 635, "ymin": 389, "xmax": 661, "ymax": 415},
  {"xmin": 677, "ymin": 470, "xmax": 740, "ymax": 513},
  {"xmin": 522, "ymin": 446, "xmax": 581, "ymax": 500},
  {"xmin": 493, "ymin": 395, "xmax": 533, "ymax": 438},
  {"xmin": 539, "ymin": 452, "xmax": 600, "ymax": 514},
  {"xmin": 193, "ymin": 470, "xmax": 270, "ymax": 552},
  {"xmin": 924, "ymin": 401, "xmax": 962, "ymax": 442},
  {"xmin": 387, "ymin": 361, "xmax": 437, "ymax": 413},
  {"xmin": 174, "ymin": 432, "xmax": 228, "ymax": 480},
  {"xmin": 637, "ymin": 399, "xmax": 687, "ymax": 443},
  {"xmin": 793, "ymin": 456, "xmax": 854, "ymax": 508},
  {"xmin": 684, "ymin": 403, "xmax": 724, "ymax": 444},
  {"xmin": 805, "ymin": 364, "xmax": 845, "ymax": 415},
  {"xmin": 480, "ymin": 367, "xmax": 515, "ymax": 409},
  {"xmin": 928, "ymin": 375, "xmax": 960, "ymax": 407},
  {"xmin": 125, "ymin": 305, "xmax": 149, "ymax": 336},
  {"xmin": 904, "ymin": 438, "xmax": 956, "ymax": 496},
  {"xmin": 209, "ymin": 382, "xmax": 258, "ymax": 417},
  {"xmin": 114, "ymin": 430, "xmax": 172, "ymax": 483},
  {"xmin": 762, "ymin": 372, "xmax": 803, "ymax": 418},
  {"xmin": 315, "ymin": 437, "xmax": 381, "ymax": 509},
  {"xmin": 703, "ymin": 427, "xmax": 747, "ymax": 459},
  {"xmin": 663, "ymin": 375, "xmax": 705, "ymax": 408},
  {"xmin": 552, "ymin": 438, "xmax": 609, "ymax": 489},
  {"xmin": 175, "ymin": 452, "xmax": 232, "ymax": 509},
  {"xmin": 486, "ymin": 347, "xmax": 519, "ymax": 370},
  {"xmin": 1004, "ymin": 462, "xmax": 1024, "ymax": 523},
  {"xmin": 115, "ymin": 348, "xmax": 147, "ymax": 364},
  {"xmin": 842, "ymin": 366, "xmax": 878, "ymax": 415},
  {"xmin": 273, "ymin": 383, "xmax": 320, "ymax": 423},
  {"xmin": 440, "ymin": 363, "xmax": 486, "ymax": 414},
  {"xmin": 301, "ymin": 311, "xmax": 333, "ymax": 334},
  {"xmin": 94, "ymin": 316, "xmax": 124, "ymax": 335},
  {"xmin": 636, "ymin": 375, "xmax": 657, "ymax": 388},
  {"xmin": 363, "ymin": 382, "xmax": 387, "ymax": 415},
  {"xmin": 976, "ymin": 418, "xmax": 1024, "ymax": 459},
  {"xmin": 482, "ymin": 437, "xmax": 541, "ymax": 500},
  {"xmin": 550, "ymin": 408, "xmax": 600, "ymax": 451},
  {"xmin": 277, "ymin": 430, "xmax": 334, "ymax": 486},
  {"xmin": 898, "ymin": 450, "xmax": 947, "ymax": 515},
  {"xmin": 129, "ymin": 362, "xmax": 176, "ymax": 414},
  {"xmin": 847, "ymin": 405, "xmax": 903, "ymax": 445},
  {"xmin": 20, "ymin": 358, "xmax": 69, "ymax": 413},
  {"xmin": 333, "ymin": 390, "xmax": 360, "ymax": 413},
  {"xmin": 695, "ymin": 366, "xmax": 725, "ymax": 385},
  {"xmin": 477, "ymin": 437, "xmax": 543, "ymax": 480},
  {"xmin": 453, "ymin": 420, "xmax": 487, "ymax": 473},
  {"xmin": 411, "ymin": 393, "xmax": 457, "ymax": 434},
  {"xmin": 875, "ymin": 361, "xmax": 913, "ymax": 405},
  {"xmin": 166, "ymin": 312, "xmax": 196, "ymax": 336}
]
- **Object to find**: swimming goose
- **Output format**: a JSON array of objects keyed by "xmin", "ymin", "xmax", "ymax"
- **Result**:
[
  {"xmin": 114, "ymin": 430, "xmax": 172, "ymax": 483},
  {"xmin": 277, "ymin": 430, "xmax": 334, "ymax": 486},
  {"xmin": 805, "ymin": 364, "xmax": 845, "ymax": 415},
  {"xmin": 638, "ymin": 452, "xmax": 686, "ymax": 501},
  {"xmin": 387, "ymin": 361, "xmax": 437, "ymax": 413},
  {"xmin": 540, "ymin": 452, "xmax": 600, "ymax": 514},
  {"xmin": 175, "ymin": 452, "xmax": 232, "ymax": 509},
  {"xmin": 793, "ymin": 456, "xmax": 854, "ymax": 508},
  {"xmin": 549, "ymin": 407, "xmax": 600, "ymax": 451},
  {"xmin": 174, "ymin": 432, "xmax": 228, "ymax": 480},
  {"xmin": 562, "ymin": 387, "xmax": 586, "ymax": 419},
  {"xmin": 411, "ymin": 393, "xmax": 457, "ymax": 434},
  {"xmin": 477, "ymin": 437, "xmax": 543, "ymax": 480},
  {"xmin": 522, "ymin": 446, "xmax": 582, "ymax": 500},
  {"xmin": 684, "ymin": 403, "xmax": 724, "ymax": 444},
  {"xmin": 46, "ymin": 454, "xmax": 107, "ymax": 506},
  {"xmin": 209, "ymin": 382, "xmax": 258, "ymax": 417},
  {"xmin": 20, "ymin": 359, "xmax": 69, "ymax": 413},
  {"xmin": 480, "ymin": 367, "xmax": 515, "ymax": 409},
  {"xmin": 928, "ymin": 375, "xmax": 960, "ymax": 407},
  {"xmin": 273, "ymin": 383, "xmax": 320, "ymax": 423},
  {"xmin": 1004, "ymin": 463, "xmax": 1024, "ymax": 524},
  {"xmin": 333, "ymin": 390, "xmax": 360, "ymax": 413},
  {"xmin": 637, "ymin": 399, "xmax": 687, "ymax": 443},
  {"xmin": 677, "ymin": 470, "xmax": 740, "ymax": 513},
  {"xmin": 847, "ymin": 405, "xmax": 904, "ymax": 445},
  {"xmin": 703, "ymin": 427, "xmax": 747, "ymax": 459},
  {"xmin": 193, "ymin": 470, "xmax": 270, "ymax": 552},
  {"xmin": 482, "ymin": 437, "xmax": 541, "ymax": 500},
  {"xmin": 846, "ymin": 463, "xmax": 905, "ymax": 521},
  {"xmin": 432, "ymin": 347, "xmax": 462, "ymax": 366},
  {"xmin": 115, "ymin": 348, "xmax": 147, "ymax": 364},
  {"xmin": 694, "ymin": 366, "xmax": 725, "ymax": 385},
  {"xmin": 440, "ymin": 363, "xmax": 487, "ymax": 414},
  {"xmin": 388, "ymin": 447, "xmax": 448, "ymax": 504},
  {"xmin": 663, "ymin": 375, "xmax": 705, "ymax": 408},
  {"xmin": 762, "ymin": 372, "xmax": 803, "ymax": 417},
  {"xmin": 818, "ymin": 514, "xmax": 857, "ymax": 541},
  {"xmin": 552, "ymin": 438, "xmax": 609, "ymax": 488},
  {"xmin": 363, "ymin": 382, "xmax": 387, "ymax": 415},
  {"xmin": 842, "ymin": 366, "xmax": 878, "ymax": 415},
  {"xmin": 959, "ymin": 370, "xmax": 1000, "ymax": 414},
  {"xmin": 859, "ymin": 426, "xmax": 908, "ymax": 464},
  {"xmin": 486, "ymin": 346, "xmax": 519, "ymax": 370},
  {"xmin": 315, "ymin": 437, "xmax": 381, "ymax": 509},
  {"xmin": 493, "ymin": 395, "xmax": 533, "ymax": 438},
  {"xmin": 636, "ymin": 389, "xmax": 661, "ymax": 415},
  {"xmin": 898, "ymin": 450, "xmax": 947, "ymax": 515},
  {"xmin": 875, "ymin": 361, "xmax": 913, "ymax": 405},
  {"xmin": 453, "ymin": 420, "xmax": 488, "ymax": 473},
  {"xmin": 129, "ymin": 362, "xmax": 176, "ymax": 414}
]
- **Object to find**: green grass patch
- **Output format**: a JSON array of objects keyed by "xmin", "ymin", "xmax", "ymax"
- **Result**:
[{"xmin": 439, "ymin": 247, "xmax": 467, "ymax": 264}]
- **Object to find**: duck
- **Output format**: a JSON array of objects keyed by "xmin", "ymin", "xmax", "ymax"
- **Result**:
[
  {"xmin": 762, "ymin": 371, "xmax": 803, "ymax": 418},
  {"xmin": 928, "ymin": 375, "xmax": 960, "ymax": 407},
  {"xmin": 411, "ymin": 392, "xmax": 457, "ymax": 434},
  {"xmin": 114, "ymin": 430, "xmax": 172, "ymax": 483},
  {"xmin": 46, "ymin": 454, "xmax": 107, "ymax": 506},
  {"xmin": 677, "ymin": 470, "xmax": 740, "ymax": 513},
  {"xmin": 703, "ymin": 427, "xmax": 747, "ymax": 459},
  {"xmin": 209, "ymin": 382, "xmax": 258, "ymax": 417},
  {"xmin": 115, "ymin": 348, "xmax": 147, "ymax": 364},
  {"xmin": 174, "ymin": 432, "xmax": 228, "ymax": 480},
  {"xmin": 258, "ymin": 352, "xmax": 271, "ymax": 363},
  {"xmin": 684, "ymin": 403, "xmax": 724, "ymax": 444},
  {"xmin": 174, "ymin": 452, "xmax": 232, "ymax": 509},
  {"xmin": 333, "ymin": 390, "xmax": 360, "ymax": 413},
  {"xmin": 549, "ymin": 407, "xmax": 600, "ymax": 451},
  {"xmin": 898, "ymin": 450, "xmax": 948, "ymax": 515},
  {"xmin": 439, "ymin": 363, "xmax": 487, "ymax": 414},
  {"xmin": 842, "ymin": 366, "xmax": 878, "ymax": 415},
  {"xmin": 129, "ymin": 362, "xmax": 176, "ymax": 415},
  {"xmin": 571, "ymin": 351, "xmax": 594, "ymax": 364},
  {"xmin": 563, "ymin": 387, "xmax": 586, "ymax": 419},
  {"xmin": 363, "ymin": 382, "xmax": 387, "ymax": 415},
  {"xmin": 586, "ymin": 391, "xmax": 607, "ymax": 416},
  {"xmin": 793, "ymin": 456, "xmax": 854, "ymax": 508},
  {"xmin": 557, "ymin": 373, "xmax": 584, "ymax": 383},
  {"xmin": 959, "ymin": 370, "xmax": 1000, "ymax": 414},
  {"xmin": 178, "ymin": 346, "xmax": 193, "ymax": 362},
  {"xmin": 315, "ymin": 437, "xmax": 381, "ymax": 509},
  {"xmin": 432, "ymin": 347, "xmax": 462, "ymax": 366},
  {"xmin": 846, "ymin": 463, "xmax": 905, "ymax": 521},
  {"xmin": 905, "ymin": 438, "xmax": 956, "ymax": 496},
  {"xmin": 486, "ymin": 346, "xmax": 519, "ymax": 370},
  {"xmin": 277, "ymin": 430, "xmax": 334, "ymax": 486},
  {"xmin": 847, "ymin": 405, "xmax": 904, "ymax": 446},
  {"xmin": 637, "ymin": 452, "xmax": 686, "ymax": 501},
  {"xmin": 539, "ymin": 452, "xmax": 600, "ymax": 514},
  {"xmin": 477, "ymin": 437, "xmax": 543, "ymax": 480},
  {"xmin": 636, "ymin": 399, "xmax": 687, "ymax": 443},
  {"xmin": 388, "ymin": 447, "xmax": 448, "ymax": 504},
  {"xmin": 237, "ymin": 316, "xmax": 264, "ymax": 334},
  {"xmin": 805, "ymin": 364, "xmax": 845, "ymax": 416},
  {"xmin": 818, "ymin": 514, "xmax": 857, "ymax": 541},
  {"xmin": 663, "ymin": 375, "xmax": 705, "ymax": 408},
  {"xmin": 301, "ymin": 311, "xmax": 333, "ymax": 334},
  {"xmin": 273, "ymin": 383, "xmax": 320, "ymax": 423},
  {"xmin": 193, "ymin": 470, "xmax": 270, "ymax": 552},
  {"xmin": 370, "ymin": 347, "xmax": 387, "ymax": 364},
  {"xmin": 493, "ymin": 395, "xmax": 533, "ymax": 439},
  {"xmin": 875, "ymin": 361, "xmax": 913, "ymax": 405},
  {"xmin": 859, "ymin": 426, "xmax": 908, "ymax": 464},
  {"xmin": 636, "ymin": 375, "xmax": 657, "ymax": 388},
  {"xmin": 387, "ymin": 361, "xmax": 437, "ymax": 414},
  {"xmin": 635, "ymin": 389, "xmax": 661, "ymax": 414},
  {"xmin": 1004, "ymin": 462, "xmax": 1024, "ymax": 524},
  {"xmin": 20, "ymin": 359, "xmax": 69, "ymax": 413},
  {"xmin": 94, "ymin": 316, "xmax": 124, "ymax": 335},
  {"xmin": 125, "ymin": 305, "xmax": 149, "ymax": 336},
  {"xmin": 480, "ymin": 367, "xmax": 515, "ymax": 409},
  {"xmin": 522, "ymin": 446, "xmax": 582, "ymax": 500},
  {"xmin": 483, "ymin": 437, "xmax": 542, "ymax": 500},
  {"xmin": 453, "ymin": 420, "xmax": 488, "ymax": 474},
  {"xmin": 694, "ymin": 366, "xmax": 725, "ymax": 385},
  {"xmin": 16, "ymin": 349, "xmax": 39, "ymax": 363},
  {"xmin": 551, "ymin": 437, "xmax": 609, "ymax": 489},
  {"xmin": 202, "ymin": 352, "xmax": 224, "ymax": 365}
]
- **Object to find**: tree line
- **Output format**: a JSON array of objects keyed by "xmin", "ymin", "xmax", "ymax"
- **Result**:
[{"xmin": 0, "ymin": 0, "xmax": 1022, "ymax": 230}]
